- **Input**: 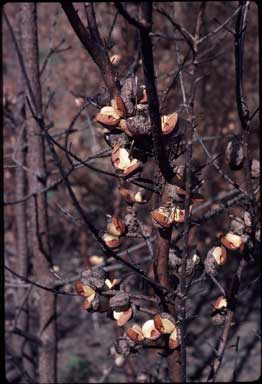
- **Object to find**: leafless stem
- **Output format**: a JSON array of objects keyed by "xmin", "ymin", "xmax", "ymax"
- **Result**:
[
  {"xmin": 61, "ymin": 2, "xmax": 119, "ymax": 97},
  {"xmin": 207, "ymin": 257, "xmax": 247, "ymax": 381},
  {"xmin": 197, "ymin": 5, "xmax": 242, "ymax": 44}
]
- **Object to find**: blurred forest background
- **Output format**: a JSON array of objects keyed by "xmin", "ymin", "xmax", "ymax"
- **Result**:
[{"xmin": 3, "ymin": 2, "xmax": 260, "ymax": 383}]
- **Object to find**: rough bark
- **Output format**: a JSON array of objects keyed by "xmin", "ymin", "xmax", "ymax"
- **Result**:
[
  {"xmin": 13, "ymin": 6, "xmax": 35, "ymax": 380},
  {"xmin": 20, "ymin": 4, "xmax": 57, "ymax": 383}
]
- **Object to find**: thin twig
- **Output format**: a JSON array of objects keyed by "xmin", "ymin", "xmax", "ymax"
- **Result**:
[
  {"xmin": 155, "ymin": 5, "xmax": 195, "ymax": 55},
  {"xmin": 193, "ymin": 126, "xmax": 250, "ymax": 199},
  {"xmin": 114, "ymin": 2, "xmax": 150, "ymax": 31},
  {"xmin": 40, "ymin": 39, "xmax": 71, "ymax": 76},
  {"xmin": 197, "ymin": 5, "xmax": 242, "ymax": 44},
  {"xmin": 207, "ymin": 257, "xmax": 247, "ymax": 381},
  {"xmin": 105, "ymin": 9, "xmax": 118, "ymax": 48},
  {"xmin": 175, "ymin": 5, "xmax": 206, "ymax": 381},
  {"xmin": 5, "ymin": 265, "xmax": 79, "ymax": 296},
  {"xmin": 61, "ymin": 2, "xmax": 119, "ymax": 97}
]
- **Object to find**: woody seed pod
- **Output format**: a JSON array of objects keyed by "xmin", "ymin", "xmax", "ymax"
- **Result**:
[
  {"xmin": 110, "ymin": 54, "xmax": 122, "ymax": 65},
  {"xmin": 82, "ymin": 285, "xmax": 96, "ymax": 298},
  {"xmin": 126, "ymin": 115, "xmax": 152, "ymax": 137},
  {"xmin": 123, "ymin": 160, "xmax": 142, "ymax": 177},
  {"xmin": 96, "ymin": 106, "xmax": 120, "ymax": 126},
  {"xmin": 174, "ymin": 165, "xmax": 186, "ymax": 181},
  {"xmin": 142, "ymin": 319, "xmax": 161, "ymax": 340},
  {"xmin": 169, "ymin": 326, "xmax": 180, "ymax": 349},
  {"xmin": 105, "ymin": 278, "xmax": 121, "ymax": 290},
  {"xmin": 139, "ymin": 88, "xmax": 148, "ymax": 104},
  {"xmin": 74, "ymin": 280, "xmax": 85, "ymax": 296},
  {"xmin": 205, "ymin": 245, "xmax": 227, "ymax": 275},
  {"xmin": 229, "ymin": 216, "xmax": 245, "ymax": 236},
  {"xmin": 154, "ymin": 313, "xmax": 176, "ymax": 334},
  {"xmin": 107, "ymin": 216, "xmax": 126, "ymax": 237},
  {"xmin": 92, "ymin": 294, "xmax": 110, "ymax": 313},
  {"xmin": 118, "ymin": 187, "xmax": 136, "ymax": 204},
  {"xmin": 81, "ymin": 267, "xmax": 106, "ymax": 290},
  {"xmin": 126, "ymin": 324, "xmax": 144, "ymax": 342},
  {"xmin": 213, "ymin": 296, "xmax": 227, "ymax": 310},
  {"xmin": 115, "ymin": 335, "xmax": 136, "ymax": 356},
  {"xmin": 225, "ymin": 138, "xmax": 244, "ymax": 170},
  {"xmin": 89, "ymin": 255, "xmax": 105, "ymax": 266},
  {"xmin": 243, "ymin": 211, "xmax": 252, "ymax": 227},
  {"xmin": 161, "ymin": 112, "xmax": 178, "ymax": 135},
  {"xmin": 102, "ymin": 233, "xmax": 121, "ymax": 248},
  {"xmin": 211, "ymin": 296, "xmax": 228, "ymax": 326},
  {"xmin": 113, "ymin": 306, "xmax": 133, "ymax": 326},
  {"xmin": 221, "ymin": 232, "xmax": 244, "ymax": 251},
  {"xmin": 134, "ymin": 190, "xmax": 147, "ymax": 204},
  {"xmin": 211, "ymin": 245, "xmax": 227, "ymax": 265},
  {"xmin": 151, "ymin": 207, "xmax": 174, "ymax": 228},
  {"xmin": 173, "ymin": 206, "xmax": 192, "ymax": 223},
  {"xmin": 83, "ymin": 292, "xmax": 96, "ymax": 310},
  {"xmin": 114, "ymin": 353, "xmax": 126, "ymax": 367},
  {"xmin": 211, "ymin": 313, "xmax": 226, "ymax": 326},
  {"xmin": 111, "ymin": 95, "xmax": 126, "ymax": 118},
  {"xmin": 111, "ymin": 145, "xmax": 130, "ymax": 170},
  {"xmin": 250, "ymin": 159, "xmax": 260, "ymax": 178},
  {"xmin": 111, "ymin": 145, "xmax": 141, "ymax": 175},
  {"xmin": 110, "ymin": 292, "xmax": 130, "ymax": 312}
]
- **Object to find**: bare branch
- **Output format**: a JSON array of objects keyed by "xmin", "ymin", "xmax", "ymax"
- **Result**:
[
  {"xmin": 198, "ymin": 5, "xmax": 242, "ymax": 44},
  {"xmin": 207, "ymin": 257, "xmax": 247, "ymax": 381},
  {"xmin": 154, "ymin": 5, "xmax": 196, "ymax": 55},
  {"xmin": 61, "ymin": 2, "xmax": 119, "ymax": 97},
  {"xmin": 114, "ymin": 2, "xmax": 150, "ymax": 31}
]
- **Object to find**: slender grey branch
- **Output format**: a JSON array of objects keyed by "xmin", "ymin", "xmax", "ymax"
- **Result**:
[{"xmin": 197, "ymin": 5, "xmax": 242, "ymax": 44}]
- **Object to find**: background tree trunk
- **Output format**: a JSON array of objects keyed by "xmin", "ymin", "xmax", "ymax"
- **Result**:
[
  {"xmin": 12, "ymin": 6, "xmax": 35, "ymax": 381},
  {"xmin": 20, "ymin": 4, "xmax": 57, "ymax": 383}
]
